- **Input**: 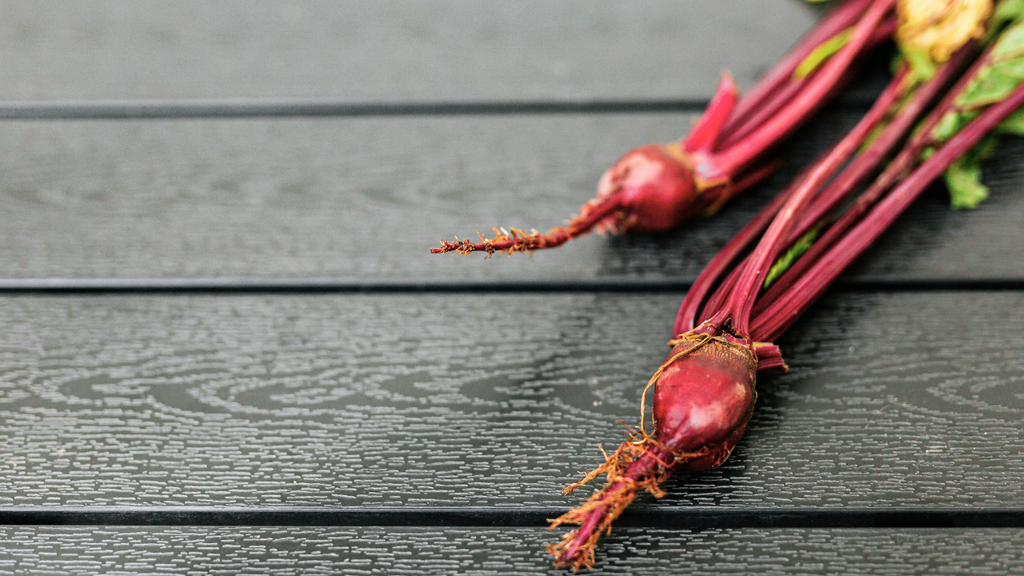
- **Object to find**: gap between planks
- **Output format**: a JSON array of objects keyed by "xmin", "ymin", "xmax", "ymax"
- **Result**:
[
  {"xmin": 0, "ymin": 96, "xmax": 876, "ymax": 120},
  {"xmin": 1, "ymin": 507, "xmax": 1022, "ymax": 528}
]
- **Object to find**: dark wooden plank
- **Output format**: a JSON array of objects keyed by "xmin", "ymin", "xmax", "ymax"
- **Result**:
[
  {"xmin": 2, "ymin": 527, "xmax": 1023, "ymax": 575},
  {"xmin": 0, "ymin": 112, "xmax": 1021, "ymax": 281},
  {"xmin": 1, "ymin": 291, "xmax": 1022, "ymax": 508},
  {"xmin": 0, "ymin": 1, "xmax": 818, "ymax": 102}
]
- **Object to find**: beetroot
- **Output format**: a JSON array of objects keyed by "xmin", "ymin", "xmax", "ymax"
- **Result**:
[
  {"xmin": 548, "ymin": 333, "xmax": 758, "ymax": 571},
  {"xmin": 592, "ymin": 144, "xmax": 700, "ymax": 232},
  {"xmin": 652, "ymin": 336, "xmax": 758, "ymax": 471},
  {"xmin": 433, "ymin": 0, "xmax": 898, "ymax": 256}
]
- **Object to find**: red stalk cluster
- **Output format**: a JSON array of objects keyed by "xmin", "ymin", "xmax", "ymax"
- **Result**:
[
  {"xmin": 549, "ymin": 5, "xmax": 1024, "ymax": 570},
  {"xmin": 433, "ymin": 0, "xmax": 897, "ymax": 257}
]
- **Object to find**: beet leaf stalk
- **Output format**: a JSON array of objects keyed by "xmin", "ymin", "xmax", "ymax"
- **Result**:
[
  {"xmin": 432, "ymin": 0, "xmax": 898, "ymax": 257},
  {"xmin": 549, "ymin": 0, "xmax": 1023, "ymax": 570}
]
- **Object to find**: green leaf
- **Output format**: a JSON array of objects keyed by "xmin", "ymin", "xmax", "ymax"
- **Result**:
[
  {"xmin": 902, "ymin": 47, "xmax": 937, "ymax": 83},
  {"xmin": 930, "ymin": 19, "xmax": 1024, "ymax": 145},
  {"xmin": 996, "ymin": 105, "xmax": 1024, "ymax": 133},
  {"xmin": 794, "ymin": 28, "xmax": 852, "ymax": 79},
  {"xmin": 932, "ymin": 111, "xmax": 965, "ymax": 142},
  {"xmin": 943, "ymin": 136, "xmax": 999, "ymax": 209},
  {"xmin": 991, "ymin": 17, "xmax": 1024, "ymax": 57},
  {"xmin": 992, "ymin": 0, "xmax": 1024, "ymax": 32},
  {"xmin": 954, "ymin": 20, "xmax": 1024, "ymax": 110},
  {"xmin": 763, "ymin": 220, "xmax": 829, "ymax": 289},
  {"xmin": 918, "ymin": 6, "xmax": 1024, "ymax": 210},
  {"xmin": 995, "ymin": 53, "xmax": 1024, "ymax": 78},
  {"xmin": 944, "ymin": 157, "xmax": 990, "ymax": 209}
]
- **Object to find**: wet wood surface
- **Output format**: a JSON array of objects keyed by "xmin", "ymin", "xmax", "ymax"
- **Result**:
[{"xmin": 0, "ymin": 2, "xmax": 1022, "ymax": 574}]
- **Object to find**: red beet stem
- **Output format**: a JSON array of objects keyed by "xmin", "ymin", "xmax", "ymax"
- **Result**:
[
  {"xmin": 711, "ymin": 0, "xmax": 895, "ymax": 180},
  {"xmin": 700, "ymin": 160, "xmax": 783, "ymax": 217},
  {"xmin": 673, "ymin": 183, "xmax": 793, "ymax": 335},
  {"xmin": 715, "ymin": 0, "xmax": 895, "ymax": 335},
  {"xmin": 750, "ymin": 44, "xmax": 979, "ymax": 322},
  {"xmin": 680, "ymin": 61, "xmax": 906, "ymax": 336},
  {"xmin": 753, "ymin": 341, "xmax": 788, "ymax": 372},
  {"xmin": 778, "ymin": 40, "xmax": 978, "ymax": 247},
  {"xmin": 693, "ymin": 6, "xmax": 898, "ymax": 331},
  {"xmin": 719, "ymin": 21, "xmax": 897, "ymax": 150},
  {"xmin": 684, "ymin": 74, "xmax": 739, "ymax": 154},
  {"xmin": 721, "ymin": 0, "xmax": 878, "ymax": 138},
  {"xmin": 752, "ymin": 78, "xmax": 1024, "ymax": 341}
]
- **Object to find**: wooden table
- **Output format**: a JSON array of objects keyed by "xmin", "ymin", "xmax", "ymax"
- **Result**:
[{"xmin": 1, "ymin": 2, "xmax": 1022, "ymax": 573}]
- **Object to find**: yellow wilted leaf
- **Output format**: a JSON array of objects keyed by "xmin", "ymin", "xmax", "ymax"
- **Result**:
[{"xmin": 897, "ymin": 0, "xmax": 993, "ymax": 62}]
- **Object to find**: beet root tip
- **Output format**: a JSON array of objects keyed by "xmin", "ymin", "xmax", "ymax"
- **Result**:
[{"xmin": 547, "ymin": 442, "xmax": 671, "ymax": 572}]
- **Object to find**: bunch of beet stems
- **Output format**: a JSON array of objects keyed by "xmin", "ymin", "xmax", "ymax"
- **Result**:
[
  {"xmin": 432, "ymin": 0, "xmax": 897, "ymax": 257},
  {"xmin": 548, "ymin": 5, "xmax": 1024, "ymax": 572}
]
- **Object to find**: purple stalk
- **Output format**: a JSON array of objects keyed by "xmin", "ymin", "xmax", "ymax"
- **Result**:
[
  {"xmin": 689, "ymin": 39, "xmax": 977, "ymax": 336},
  {"xmin": 697, "ymin": 0, "xmax": 894, "ymax": 337},
  {"xmin": 752, "ymin": 71, "xmax": 1024, "ymax": 341},
  {"xmin": 719, "ymin": 22, "xmax": 897, "ymax": 149},
  {"xmin": 707, "ymin": 0, "xmax": 896, "ymax": 180},
  {"xmin": 677, "ymin": 61, "xmax": 908, "ymax": 337},
  {"xmin": 750, "ymin": 61, "xmax": 973, "ymax": 319},
  {"xmin": 721, "ymin": 0, "xmax": 879, "ymax": 138},
  {"xmin": 672, "ymin": 180, "xmax": 792, "ymax": 335}
]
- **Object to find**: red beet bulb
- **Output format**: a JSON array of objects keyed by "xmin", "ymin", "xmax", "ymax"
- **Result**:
[
  {"xmin": 548, "ymin": 332, "xmax": 759, "ymax": 571},
  {"xmin": 432, "ymin": 0, "xmax": 897, "ymax": 256}
]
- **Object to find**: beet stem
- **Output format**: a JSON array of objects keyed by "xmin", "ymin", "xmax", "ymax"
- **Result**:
[
  {"xmin": 721, "ymin": 0, "xmax": 878, "ymax": 138},
  {"xmin": 718, "ymin": 1, "xmax": 895, "ymax": 335},
  {"xmin": 711, "ymin": 0, "xmax": 895, "ymax": 179},
  {"xmin": 753, "ymin": 77, "xmax": 1024, "ymax": 341},
  {"xmin": 684, "ymin": 74, "xmax": 739, "ymax": 154},
  {"xmin": 688, "ymin": 59, "xmax": 904, "ymax": 335},
  {"xmin": 778, "ymin": 39, "xmax": 978, "ymax": 246},
  {"xmin": 750, "ymin": 44, "xmax": 979, "ymax": 325},
  {"xmin": 719, "ymin": 22, "xmax": 896, "ymax": 150}
]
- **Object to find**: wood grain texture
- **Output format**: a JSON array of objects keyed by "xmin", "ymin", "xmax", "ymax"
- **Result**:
[
  {"xmin": 1, "ymin": 527, "xmax": 1023, "ymax": 575},
  {"xmin": 0, "ymin": 112, "xmax": 1021, "ymax": 281},
  {"xmin": 1, "ymin": 291, "xmax": 1021, "ymax": 508},
  {"xmin": 0, "ymin": 1, "xmax": 818, "ymax": 102}
]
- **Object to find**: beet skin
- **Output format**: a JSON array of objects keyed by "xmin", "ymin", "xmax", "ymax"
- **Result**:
[
  {"xmin": 594, "ymin": 143, "xmax": 700, "ymax": 232},
  {"xmin": 654, "ymin": 335, "xmax": 758, "ymax": 471}
]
